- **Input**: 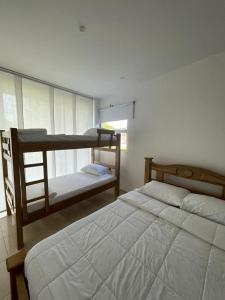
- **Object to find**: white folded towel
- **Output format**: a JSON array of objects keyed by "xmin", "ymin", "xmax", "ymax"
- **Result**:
[{"xmin": 18, "ymin": 128, "xmax": 47, "ymax": 136}]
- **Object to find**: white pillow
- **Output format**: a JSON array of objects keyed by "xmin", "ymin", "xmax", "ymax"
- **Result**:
[
  {"xmin": 81, "ymin": 163, "xmax": 110, "ymax": 176},
  {"xmin": 182, "ymin": 193, "xmax": 225, "ymax": 225},
  {"xmin": 84, "ymin": 128, "xmax": 98, "ymax": 136},
  {"xmin": 139, "ymin": 180, "xmax": 190, "ymax": 207}
]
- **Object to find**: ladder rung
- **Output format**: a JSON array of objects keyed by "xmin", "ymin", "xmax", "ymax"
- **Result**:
[
  {"xmin": 25, "ymin": 179, "xmax": 45, "ymax": 186},
  {"xmin": 27, "ymin": 195, "xmax": 47, "ymax": 203},
  {"xmin": 24, "ymin": 162, "xmax": 44, "ymax": 168},
  {"xmin": 3, "ymin": 152, "xmax": 11, "ymax": 161},
  {"xmin": 6, "ymin": 190, "xmax": 14, "ymax": 206},
  {"xmin": 5, "ymin": 177, "xmax": 14, "ymax": 194},
  {"xmin": 2, "ymin": 142, "xmax": 10, "ymax": 151}
]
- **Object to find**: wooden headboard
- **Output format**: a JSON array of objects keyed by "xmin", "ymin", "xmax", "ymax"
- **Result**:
[{"xmin": 144, "ymin": 157, "xmax": 225, "ymax": 200}]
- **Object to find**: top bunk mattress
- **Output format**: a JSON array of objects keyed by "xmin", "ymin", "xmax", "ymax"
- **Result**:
[
  {"xmin": 27, "ymin": 172, "xmax": 116, "ymax": 213},
  {"xmin": 18, "ymin": 134, "xmax": 117, "ymax": 143},
  {"xmin": 17, "ymin": 129, "xmax": 117, "ymax": 145}
]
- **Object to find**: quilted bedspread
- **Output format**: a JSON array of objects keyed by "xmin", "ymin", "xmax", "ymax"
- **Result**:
[{"xmin": 25, "ymin": 191, "xmax": 225, "ymax": 300}]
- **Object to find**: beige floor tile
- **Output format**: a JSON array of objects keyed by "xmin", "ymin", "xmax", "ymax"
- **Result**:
[
  {"xmin": 0, "ymin": 261, "xmax": 10, "ymax": 299},
  {"xmin": 0, "ymin": 227, "xmax": 3, "ymax": 240},
  {"xmin": 2, "ymin": 294, "xmax": 11, "ymax": 300},
  {"xmin": 0, "ymin": 238, "xmax": 7, "ymax": 262},
  {"xmin": 3, "ymin": 233, "xmax": 18, "ymax": 256},
  {"xmin": 0, "ymin": 215, "xmax": 16, "ymax": 238}
]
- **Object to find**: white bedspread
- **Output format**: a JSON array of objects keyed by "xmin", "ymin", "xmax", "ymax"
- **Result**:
[
  {"xmin": 27, "ymin": 172, "xmax": 116, "ymax": 213},
  {"xmin": 25, "ymin": 191, "xmax": 225, "ymax": 300}
]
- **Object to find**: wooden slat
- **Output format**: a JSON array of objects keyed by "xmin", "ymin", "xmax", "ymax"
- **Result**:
[
  {"xmin": 6, "ymin": 249, "xmax": 26, "ymax": 271},
  {"xmin": 43, "ymin": 151, "xmax": 49, "ymax": 212},
  {"xmin": 27, "ymin": 195, "xmax": 45, "ymax": 203},
  {"xmin": 11, "ymin": 128, "xmax": 24, "ymax": 249},
  {"xmin": 2, "ymin": 130, "xmax": 10, "ymax": 138},
  {"xmin": 19, "ymin": 152, "xmax": 28, "ymax": 222},
  {"xmin": 115, "ymin": 133, "xmax": 121, "ymax": 196},
  {"xmin": 156, "ymin": 170, "xmax": 164, "ymax": 182},
  {"xmin": 6, "ymin": 190, "xmax": 14, "ymax": 212},
  {"xmin": 97, "ymin": 128, "xmax": 115, "ymax": 135},
  {"xmin": 15, "ymin": 272, "xmax": 29, "ymax": 300},
  {"xmin": 24, "ymin": 162, "xmax": 44, "ymax": 168},
  {"xmin": 25, "ymin": 179, "xmax": 45, "ymax": 186},
  {"xmin": 0, "ymin": 131, "xmax": 12, "ymax": 216},
  {"xmin": 6, "ymin": 249, "xmax": 28, "ymax": 300},
  {"xmin": 144, "ymin": 157, "xmax": 153, "ymax": 184},
  {"xmin": 19, "ymin": 139, "xmax": 119, "ymax": 152},
  {"xmin": 5, "ymin": 177, "xmax": 14, "ymax": 195},
  {"xmin": 6, "ymin": 189, "xmax": 13, "ymax": 204},
  {"xmin": 2, "ymin": 142, "xmax": 10, "ymax": 151},
  {"xmin": 3, "ymin": 152, "xmax": 11, "ymax": 161}
]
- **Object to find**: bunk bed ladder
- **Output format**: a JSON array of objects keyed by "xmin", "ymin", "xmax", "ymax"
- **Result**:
[{"xmin": 20, "ymin": 150, "xmax": 50, "ymax": 221}]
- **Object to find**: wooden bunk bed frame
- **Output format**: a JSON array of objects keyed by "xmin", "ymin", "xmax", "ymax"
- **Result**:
[
  {"xmin": 5, "ymin": 157, "xmax": 225, "ymax": 300},
  {"xmin": 0, "ymin": 128, "xmax": 121, "ymax": 250}
]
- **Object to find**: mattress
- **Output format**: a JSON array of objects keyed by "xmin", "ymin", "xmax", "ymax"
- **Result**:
[
  {"xmin": 18, "ymin": 134, "xmax": 117, "ymax": 144},
  {"xmin": 25, "ymin": 190, "xmax": 225, "ymax": 300},
  {"xmin": 27, "ymin": 172, "xmax": 116, "ymax": 213}
]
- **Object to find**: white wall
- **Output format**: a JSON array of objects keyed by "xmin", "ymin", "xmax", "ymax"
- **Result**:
[{"xmin": 100, "ymin": 51, "xmax": 225, "ymax": 191}]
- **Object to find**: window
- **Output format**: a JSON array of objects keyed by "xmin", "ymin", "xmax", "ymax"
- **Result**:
[{"xmin": 101, "ymin": 119, "xmax": 127, "ymax": 150}]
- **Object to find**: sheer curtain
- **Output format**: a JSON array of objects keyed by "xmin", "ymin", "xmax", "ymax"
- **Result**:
[
  {"xmin": 54, "ymin": 88, "xmax": 76, "ymax": 176},
  {"xmin": 22, "ymin": 79, "xmax": 54, "ymax": 181},
  {"xmin": 0, "ymin": 72, "xmax": 18, "ymax": 212},
  {"xmin": 76, "ymin": 95, "xmax": 94, "ymax": 170},
  {"xmin": 0, "ymin": 70, "xmax": 95, "ymax": 213}
]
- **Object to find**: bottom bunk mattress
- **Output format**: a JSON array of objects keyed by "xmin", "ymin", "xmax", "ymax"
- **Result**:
[
  {"xmin": 25, "ymin": 190, "xmax": 225, "ymax": 300},
  {"xmin": 26, "ymin": 172, "xmax": 116, "ymax": 213}
]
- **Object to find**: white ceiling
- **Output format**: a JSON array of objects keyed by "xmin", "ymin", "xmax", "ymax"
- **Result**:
[{"xmin": 0, "ymin": 0, "xmax": 225, "ymax": 98}]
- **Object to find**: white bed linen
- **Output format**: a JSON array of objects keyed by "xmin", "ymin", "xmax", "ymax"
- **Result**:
[
  {"xmin": 27, "ymin": 172, "xmax": 116, "ymax": 213},
  {"xmin": 25, "ymin": 191, "xmax": 225, "ymax": 300}
]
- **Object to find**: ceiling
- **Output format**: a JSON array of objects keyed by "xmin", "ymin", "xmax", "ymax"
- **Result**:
[{"xmin": 0, "ymin": 0, "xmax": 225, "ymax": 98}]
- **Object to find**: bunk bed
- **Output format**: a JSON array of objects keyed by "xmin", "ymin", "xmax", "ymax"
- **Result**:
[{"xmin": 0, "ymin": 128, "xmax": 121, "ymax": 249}]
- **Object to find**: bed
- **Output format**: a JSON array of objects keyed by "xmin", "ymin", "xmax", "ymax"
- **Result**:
[
  {"xmin": 6, "ymin": 157, "xmax": 225, "ymax": 300},
  {"xmin": 0, "ymin": 128, "xmax": 121, "ymax": 249},
  {"xmin": 26, "ymin": 172, "xmax": 116, "ymax": 213}
]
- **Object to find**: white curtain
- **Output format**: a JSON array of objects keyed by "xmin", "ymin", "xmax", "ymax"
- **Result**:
[
  {"xmin": 0, "ymin": 71, "xmax": 95, "ymax": 212},
  {"xmin": 0, "ymin": 72, "xmax": 18, "ymax": 212},
  {"xmin": 22, "ymin": 79, "xmax": 54, "ymax": 181},
  {"xmin": 54, "ymin": 88, "xmax": 76, "ymax": 176},
  {"xmin": 76, "ymin": 95, "xmax": 94, "ymax": 170}
]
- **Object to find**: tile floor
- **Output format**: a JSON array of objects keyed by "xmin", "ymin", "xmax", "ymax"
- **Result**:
[{"xmin": 0, "ymin": 191, "xmax": 116, "ymax": 300}]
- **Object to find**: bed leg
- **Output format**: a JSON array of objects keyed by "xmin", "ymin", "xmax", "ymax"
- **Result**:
[
  {"xmin": 10, "ymin": 271, "xmax": 17, "ymax": 300},
  {"xmin": 6, "ymin": 249, "xmax": 28, "ymax": 300},
  {"xmin": 114, "ymin": 182, "xmax": 120, "ymax": 198},
  {"xmin": 16, "ymin": 217, "xmax": 24, "ymax": 250}
]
